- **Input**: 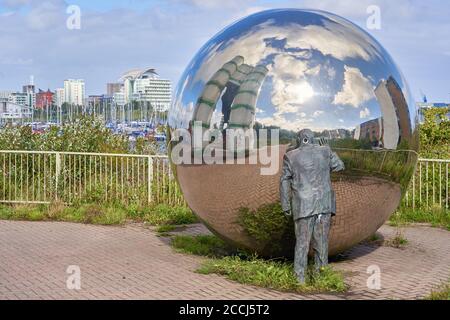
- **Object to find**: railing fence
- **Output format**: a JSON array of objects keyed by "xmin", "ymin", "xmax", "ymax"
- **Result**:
[
  {"xmin": 0, "ymin": 150, "xmax": 448, "ymax": 211},
  {"xmin": 404, "ymin": 158, "xmax": 449, "ymax": 210},
  {"xmin": 0, "ymin": 151, "xmax": 184, "ymax": 206}
]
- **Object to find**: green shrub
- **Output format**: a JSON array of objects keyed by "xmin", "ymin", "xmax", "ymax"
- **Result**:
[
  {"xmin": 0, "ymin": 205, "xmax": 14, "ymax": 219},
  {"xmin": 237, "ymin": 203, "xmax": 295, "ymax": 256},
  {"xmin": 0, "ymin": 116, "xmax": 129, "ymax": 153},
  {"xmin": 143, "ymin": 204, "xmax": 197, "ymax": 226},
  {"xmin": 419, "ymin": 107, "xmax": 450, "ymax": 159},
  {"xmin": 198, "ymin": 256, "xmax": 347, "ymax": 294},
  {"xmin": 80, "ymin": 204, "xmax": 104, "ymax": 224},
  {"xmin": 126, "ymin": 203, "xmax": 148, "ymax": 220}
]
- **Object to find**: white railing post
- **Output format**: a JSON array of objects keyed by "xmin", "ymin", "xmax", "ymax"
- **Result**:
[
  {"xmin": 147, "ymin": 156, "xmax": 153, "ymax": 204},
  {"xmin": 55, "ymin": 152, "xmax": 61, "ymax": 201}
]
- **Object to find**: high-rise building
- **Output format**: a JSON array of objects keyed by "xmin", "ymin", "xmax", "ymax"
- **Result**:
[
  {"xmin": 55, "ymin": 88, "xmax": 65, "ymax": 108},
  {"xmin": 120, "ymin": 68, "xmax": 171, "ymax": 111},
  {"xmin": 0, "ymin": 100, "xmax": 32, "ymax": 120},
  {"xmin": 107, "ymin": 83, "xmax": 123, "ymax": 96},
  {"xmin": 0, "ymin": 91, "xmax": 12, "ymax": 100},
  {"xmin": 22, "ymin": 83, "xmax": 35, "ymax": 109},
  {"xmin": 88, "ymin": 95, "xmax": 103, "ymax": 106},
  {"xmin": 22, "ymin": 84, "xmax": 35, "ymax": 95},
  {"xmin": 36, "ymin": 89, "xmax": 54, "ymax": 109},
  {"xmin": 64, "ymin": 79, "xmax": 85, "ymax": 106},
  {"xmin": 9, "ymin": 92, "xmax": 29, "ymax": 106},
  {"xmin": 113, "ymin": 91, "xmax": 125, "ymax": 106}
]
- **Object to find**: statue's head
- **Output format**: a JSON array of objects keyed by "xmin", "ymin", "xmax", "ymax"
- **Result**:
[{"xmin": 297, "ymin": 129, "xmax": 314, "ymax": 146}]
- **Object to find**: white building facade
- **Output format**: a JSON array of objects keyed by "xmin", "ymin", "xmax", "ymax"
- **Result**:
[
  {"xmin": 64, "ymin": 79, "xmax": 85, "ymax": 106},
  {"xmin": 55, "ymin": 88, "xmax": 65, "ymax": 108},
  {"xmin": 0, "ymin": 100, "xmax": 32, "ymax": 120},
  {"xmin": 120, "ymin": 68, "xmax": 171, "ymax": 111},
  {"xmin": 9, "ymin": 92, "xmax": 29, "ymax": 107}
]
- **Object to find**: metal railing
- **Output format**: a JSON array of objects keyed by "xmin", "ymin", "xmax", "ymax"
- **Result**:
[
  {"xmin": 404, "ymin": 158, "xmax": 449, "ymax": 210},
  {"xmin": 0, "ymin": 150, "xmax": 447, "ymax": 211},
  {"xmin": 0, "ymin": 150, "xmax": 184, "ymax": 206}
]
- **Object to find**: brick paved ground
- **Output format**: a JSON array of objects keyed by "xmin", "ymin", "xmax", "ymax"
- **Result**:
[{"xmin": 0, "ymin": 220, "xmax": 448, "ymax": 300}]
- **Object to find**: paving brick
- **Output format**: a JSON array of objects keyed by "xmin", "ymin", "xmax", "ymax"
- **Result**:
[{"xmin": 0, "ymin": 220, "xmax": 448, "ymax": 300}]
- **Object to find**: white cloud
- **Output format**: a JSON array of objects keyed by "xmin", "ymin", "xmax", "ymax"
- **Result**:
[
  {"xmin": 326, "ymin": 66, "xmax": 337, "ymax": 79},
  {"xmin": 313, "ymin": 110, "xmax": 324, "ymax": 118},
  {"xmin": 300, "ymin": 0, "xmax": 419, "ymax": 20},
  {"xmin": 360, "ymin": 107, "xmax": 371, "ymax": 118},
  {"xmin": 1, "ymin": 0, "xmax": 33, "ymax": 7},
  {"xmin": 258, "ymin": 114, "xmax": 313, "ymax": 131},
  {"xmin": 333, "ymin": 65, "xmax": 374, "ymax": 108},
  {"xmin": 25, "ymin": 1, "xmax": 63, "ymax": 31},
  {"xmin": 192, "ymin": 16, "xmax": 383, "ymax": 86},
  {"xmin": 284, "ymin": 20, "xmax": 380, "ymax": 61},
  {"xmin": 172, "ymin": 0, "xmax": 256, "ymax": 9},
  {"xmin": 0, "ymin": 57, "xmax": 33, "ymax": 65}
]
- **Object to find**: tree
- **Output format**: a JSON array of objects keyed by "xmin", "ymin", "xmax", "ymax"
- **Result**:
[{"xmin": 420, "ymin": 107, "xmax": 450, "ymax": 159}]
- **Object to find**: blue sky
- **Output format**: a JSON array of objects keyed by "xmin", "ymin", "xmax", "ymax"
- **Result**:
[{"xmin": 0, "ymin": 0, "xmax": 449, "ymax": 102}]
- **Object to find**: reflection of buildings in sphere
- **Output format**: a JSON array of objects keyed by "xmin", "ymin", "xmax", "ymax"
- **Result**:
[
  {"xmin": 354, "ymin": 76, "xmax": 413, "ymax": 150},
  {"xmin": 354, "ymin": 118, "xmax": 383, "ymax": 147}
]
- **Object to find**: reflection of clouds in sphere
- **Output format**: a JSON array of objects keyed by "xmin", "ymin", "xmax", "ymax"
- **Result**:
[
  {"xmin": 172, "ymin": 9, "xmax": 416, "ymax": 135},
  {"xmin": 333, "ymin": 66, "xmax": 375, "ymax": 108},
  {"xmin": 169, "ymin": 9, "xmax": 419, "ymax": 256}
]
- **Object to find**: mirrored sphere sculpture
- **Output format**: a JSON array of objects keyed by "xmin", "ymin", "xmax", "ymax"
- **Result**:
[{"xmin": 168, "ymin": 9, "xmax": 418, "ymax": 256}]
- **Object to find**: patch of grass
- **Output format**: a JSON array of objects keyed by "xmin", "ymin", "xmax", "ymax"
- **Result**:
[
  {"xmin": 0, "ymin": 202, "xmax": 195, "ymax": 227},
  {"xmin": 124, "ymin": 203, "xmax": 150, "ymax": 220},
  {"xmin": 91, "ymin": 206, "xmax": 127, "ymax": 225},
  {"xmin": 1, "ymin": 203, "xmax": 196, "ymax": 226},
  {"xmin": 143, "ymin": 204, "xmax": 197, "ymax": 226},
  {"xmin": 171, "ymin": 235, "xmax": 232, "ymax": 257},
  {"xmin": 389, "ymin": 206, "xmax": 450, "ymax": 230},
  {"xmin": 0, "ymin": 203, "xmax": 127, "ymax": 225},
  {"xmin": 197, "ymin": 256, "xmax": 347, "ymax": 294},
  {"xmin": 171, "ymin": 234, "xmax": 347, "ymax": 294},
  {"xmin": 0, "ymin": 204, "xmax": 47, "ymax": 221},
  {"xmin": 0, "ymin": 205, "xmax": 14, "ymax": 219},
  {"xmin": 14, "ymin": 205, "xmax": 46, "ymax": 221},
  {"xmin": 156, "ymin": 224, "xmax": 177, "ymax": 233},
  {"xmin": 59, "ymin": 206, "xmax": 85, "ymax": 223},
  {"xmin": 384, "ymin": 230, "xmax": 408, "ymax": 248},
  {"xmin": 426, "ymin": 282, "xmax": 450, "ymax": 300},
  {"xmin": 363, "ymin": 232, "xmax": 384, "ymax": 246}
]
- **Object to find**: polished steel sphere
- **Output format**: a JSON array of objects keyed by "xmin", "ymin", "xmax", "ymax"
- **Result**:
[{"xmin": 169, "ymin": 9, "xmax": 418, "ymax": 256}]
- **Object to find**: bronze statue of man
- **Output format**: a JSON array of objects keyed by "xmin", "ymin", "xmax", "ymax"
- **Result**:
[{"xmin": 280, "ymin": 129, "xmax": 345, "ymax": 284}]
